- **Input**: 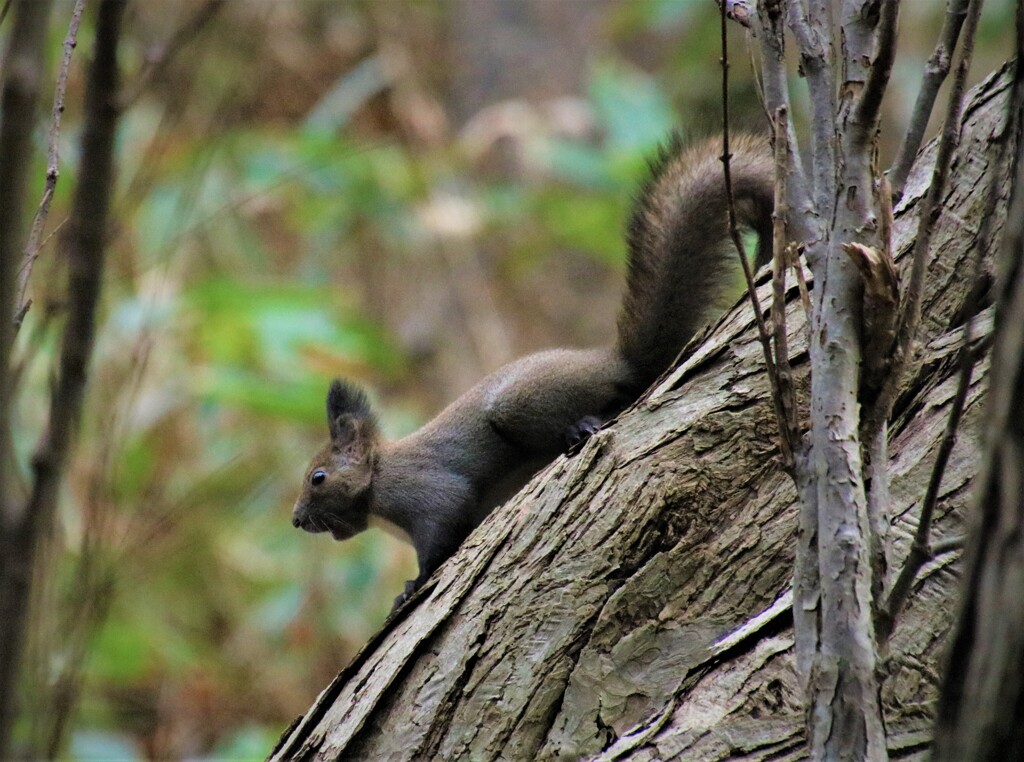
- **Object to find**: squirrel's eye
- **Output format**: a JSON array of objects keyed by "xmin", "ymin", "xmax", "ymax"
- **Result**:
[{"xmin": 311, "ymin": 470, "xmax": 327, "ymax": 486}]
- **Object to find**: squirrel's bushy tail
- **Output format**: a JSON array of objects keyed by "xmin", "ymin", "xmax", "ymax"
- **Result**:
[{"xmin": 616, "ymin": 133, "xmax": 774, "ymax": 387}]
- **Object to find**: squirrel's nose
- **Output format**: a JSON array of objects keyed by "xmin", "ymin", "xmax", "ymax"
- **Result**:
[{"xmin": 292, "ymin": 501, "xmax": 307, "ymax": 529}]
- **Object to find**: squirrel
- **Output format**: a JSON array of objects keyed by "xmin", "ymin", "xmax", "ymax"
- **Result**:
[{"xmin": 291, "ymin": 134, "xmax": 774, "ymax": 608}]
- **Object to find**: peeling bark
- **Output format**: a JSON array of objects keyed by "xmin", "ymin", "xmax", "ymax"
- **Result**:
[{"xmin": 271, "ymin": 66, "xmax": 1015, "ymax": 762}]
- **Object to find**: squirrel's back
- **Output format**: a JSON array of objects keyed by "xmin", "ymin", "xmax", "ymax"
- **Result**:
[{"xmin": 616, "ymin": 133, "xmax": 774, "ymax": 387}]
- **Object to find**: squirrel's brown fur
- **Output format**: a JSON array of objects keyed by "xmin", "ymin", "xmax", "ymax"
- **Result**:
[{"xmin": 292, "ymin": 134, "xmax": 774, "ymax": 608}]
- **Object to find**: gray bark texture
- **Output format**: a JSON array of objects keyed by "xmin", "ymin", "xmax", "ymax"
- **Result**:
[
  {"xmin": 271, "ymin": 65, "xmax": 1015, "ymax": 762},
  {"xmin": 932, "ymin": 54, "xmax": 1024, "ymax": 762}
]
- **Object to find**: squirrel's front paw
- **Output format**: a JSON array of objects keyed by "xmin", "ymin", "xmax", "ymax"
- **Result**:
[
  {"xmin": 565, "ymin": 415, "xmax": 602, "ymax": 452},
  {"xmin": 392, "ymin": 579, "xmax": 420, "ymax": 611}
]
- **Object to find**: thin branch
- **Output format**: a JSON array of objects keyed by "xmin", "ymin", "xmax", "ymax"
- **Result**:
[
  {"xmin": 792, "ymin": 447, "xmax": 819, "ymax": 691},
  {"xmin": 14, "ymin": 0, "xmax": 89, "ymax": 331},
  {"xmin": 754, "ymin": 0, "xmax": 819, "ymax": 250},
  {"xmin": 866, "ymin": 421, "xmax": 891, "ymax": 634},
  {"xmin": 787, "ymin": 0, "xmax": 837, "ymax": 206},
  {"xmin": 878, "ymin": 18, "xmax": 1012, "ymax": 641},
  {"xmin": 117, "ymin": 0, "xmax": 225, "ymax": 108},
  {"xmin": 855, "ymin": 0, "xmax": 901, "ymax": 135},
  {"xmin": 770, "ymin": 105, "xmax": 798, "ymax": 447},
  {"xmin": 840, "ymin": 0, "xmax": 900, "ymax": 158},
  {"xmin": 931, "ymin": 536, "xmax": 965, "ymax": 556},
  {"xmin": 720, "ymin": 0, "xmax": 795, "ymax": 471},
  {"xmin": 28, "ymin": 0, "xmax": 128, "ymax": 529},
  {"xmin": 865, "ymin": 0, "xmax": 984, "ymax": 441},
  {"xmin": 789, "ymin": 244, "xmax": 813, "ymax": 333},
  {"xmin": 889, "ymin": 0, "xmax": 971, "ymax": 201},
  {"xmin": 876, "ymin": 323, "xmax": 980, "ymax": 644}
]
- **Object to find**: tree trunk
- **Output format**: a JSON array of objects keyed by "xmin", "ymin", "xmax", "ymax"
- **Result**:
[
  {"xmin": 271, "ymin": 65, "xmax": 1015, "ymax": 762},
  {"xmin": 932, "ymin": 53, "xmax": 1024, "ymax": 762},
  {"xmin": 0, "ymin": 2, "xmax": 55, "ymax": 754}
]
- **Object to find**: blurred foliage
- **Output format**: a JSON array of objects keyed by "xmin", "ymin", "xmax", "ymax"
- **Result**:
[{"xmin": 4, "ymin": 0, "xmax": 1017, "ymax": 759}]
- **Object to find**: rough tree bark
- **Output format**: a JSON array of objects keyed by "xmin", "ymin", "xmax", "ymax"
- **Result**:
[
  {"xmin": 932, "ymin": 51, "xmax": 1024, "ymax": 762},
  {"xmin": 271, "ymin": 66, "xmax": 1014, "ymax": 762}
]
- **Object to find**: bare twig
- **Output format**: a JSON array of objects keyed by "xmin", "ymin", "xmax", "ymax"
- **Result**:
[
  {"xmin": 788, "ymin": 245, "xmax": 813, "ymax": 329},
  {"xmin": 770, "ymin": 105, "xmax": 798, "ymax": 448},
  {"xmin": 879, "ymin": 173, "xmax": 894, "ymax": 264},
  {"xmin": 876, "ymin": 324, "xmax": 980, "ymax": 644},
  {"xmin": 118, "ymin": 0, "xmax": 225, "ymax": 108},
  {"xmin": 14, "ymin": 0, "xmax": 89, "ymax": 331},
  {"xmin": 865, "ymin": 0, "xmax": 984, "ymax": 442},
  {"xmin": 720, "ymin": 0, "xmax": 794, "ymax": 471},
  {"xmin": 889, "ymin": 0, "xmax": 971, "ymax": 201},
  {"xmin": 863, "ymin": 178, "xmax": 896, "ymax": 609},
  {"xmin": 754, "ymin": 0, "xmax": 819, "ymax": 250}
]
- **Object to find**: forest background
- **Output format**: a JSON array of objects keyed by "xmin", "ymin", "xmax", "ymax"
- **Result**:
[{"xmin": 4, "ymin": 1, "xmax": 1016, "ymax": 759}]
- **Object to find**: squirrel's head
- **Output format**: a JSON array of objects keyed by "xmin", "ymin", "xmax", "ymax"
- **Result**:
[{"xmin": 292, "ymin": 379, "xmax": 378, "ymax": 541}]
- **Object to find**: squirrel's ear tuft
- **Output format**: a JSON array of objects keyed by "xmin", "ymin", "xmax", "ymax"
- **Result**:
[
  {"xmin": 327, "ymin": 379, "xmax": 371, "ymax": 421},
  {"xmin": 326, "ymin": 380, "xmax": 376, "ymax": 446}
]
